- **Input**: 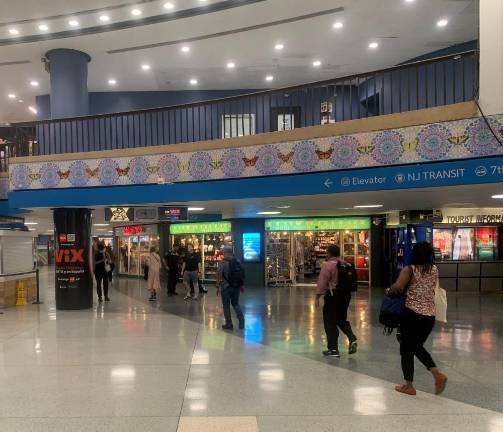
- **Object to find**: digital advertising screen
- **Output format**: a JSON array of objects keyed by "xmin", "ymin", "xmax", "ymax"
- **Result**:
[{"xmin": 242, "ymin": 232, "xmax": 261, "ymax": 263}]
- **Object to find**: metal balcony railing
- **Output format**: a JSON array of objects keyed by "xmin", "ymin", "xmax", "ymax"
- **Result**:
[{"xmin": 9, "ymin": 50, "xmax": 478, "ymax": 159}]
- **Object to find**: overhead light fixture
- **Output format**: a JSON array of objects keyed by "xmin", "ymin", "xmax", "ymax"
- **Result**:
[
  {"xmin": 131, "ymin": 8, "xmax": 142, "ymax": 16},
  {"xmin": 274, "ymin": 43, "xmax": 284, "ymax": 51},
  {"xmin": 181, "ymin": 46, "xmax": 191, "ymax": 53},
  {"xmin": 312, "ymin": 60, "xmax": 322, "ymax": 67},
  {"xmin": 437, "ymin": 18, "xmax": 448, "ymax": 27},
  {"xmin": 30, "ymin": 80, "xmax": 39, "ymax": 87},
  {"xmin": 7, "ymin": 93, "xmax": 16, "ymax": 99},
  {"xmin": 491, "ymin": 194, "xmax": 503, "ymax": 199},
  {"xmin": 188, "ymin": 207, "xmax": 205, "ymax": 211},
  {"xmin": 141, "ymin": 64, "xmax": 151, "ymax": 71},
  {"xmin": 333, "ymin": 22, "xmax": 343, "ymax": 29},
  {"xmin": 28, "ymin": 106, "xmax": 38, "ymax": 114},
  {"xmin": 38, "ymin": 24, "xmax": 49, "ymax": 31},
  {"xmin": 18, "ymin": 99, "xmax": 24, "ymax": 103},
  {"xmin": 108, "ymin": 78, "xmax": 117, "ymax": 85},
  {"xmin": 68, "ymin": 19, "xmax": 79, "ymax": 27},
  {"xmin": 226, "ymin": 62, "xmax": 236, "ymax": 69},
  {"xmin": 24, "ymin": 222, "xmax": 38, "ymax": 225},
  {"xmin": 368, "ymin": 42, "xmax": 379, "ymax": 49},
  {"xmin": 164, "ymin": 2, "xmax": 175, "ymax": 10},
  {"xmin": 405, "ymin": 0, "xmax": 415, "ymax": 2},
  {"xmin": 99, "ymin": 15, "xmax": 110, "ymax": 22},
  {"xmin": 265, "ymin": 75, "xmax": 274, "ymax": 82},
  {"xmin": 353, "ymin": 204, "xmax": 383, "ymax": 208},
  {"xmin": 93, "ymin": 223, "xmax": 110, "ymax": 227},
  {"xmin": 189, "ymin": 78, "xmax": 198, "ymax": 85},
  {"xmin": 257, "ymin": 211, "xmax": 281, "ymax": 215},
  {"xmin": 276, "ymin": 205, "xmax": 291, "ymax": 209},
  {"xmin": 9, "ymin": 28, "xmax": 20, "ymax": 35}
]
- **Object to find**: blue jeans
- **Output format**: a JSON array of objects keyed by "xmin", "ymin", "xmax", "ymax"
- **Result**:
[{"xmin": 221, "ymin": 287, "xmax": 244, "ymax": 326}]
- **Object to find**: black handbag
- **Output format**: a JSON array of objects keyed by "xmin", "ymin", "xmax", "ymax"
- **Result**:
[
  {"xmin": 379, "ymin": 266, "xmax": 412, "ymax": 335},
  {"xmin": 143, "ymin": 265, "xmax": 149, "ymax": 280}
]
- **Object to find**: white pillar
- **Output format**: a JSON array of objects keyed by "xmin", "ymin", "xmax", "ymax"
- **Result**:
[{"xmin": 479, "ymin": 0, "xmax": 503, "ymax": 115}]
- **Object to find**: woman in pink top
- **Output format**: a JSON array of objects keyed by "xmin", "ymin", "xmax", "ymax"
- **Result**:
[{"xmin": 389, "ymin": 241, "xmax": 447, "ymax": 396}]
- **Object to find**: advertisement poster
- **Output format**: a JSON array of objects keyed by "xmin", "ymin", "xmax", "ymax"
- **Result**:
[{"xmin": 243, "ymin": 232, "xmax": 261, "ymax": 263}]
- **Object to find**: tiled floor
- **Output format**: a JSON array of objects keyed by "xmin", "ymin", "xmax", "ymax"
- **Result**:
[{"xmin": 0, "ymin": 268, "xmax": 502, "ymax": 431}]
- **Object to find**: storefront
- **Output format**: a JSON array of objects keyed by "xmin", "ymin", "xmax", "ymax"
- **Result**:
[
  {"xmin": 433, "ymin": 208, "xmax": 503, "ymax": 292},
  {"xmin": 170, "ymin": 221, "xmax": 233, "ymax": 282},
  {"xmin": 264, "ymin": 217, "xmax": 371, "ymax": 287},
  {"xmin": 115, "ymin": 224, "xmax": 159, "ymax": 277}
]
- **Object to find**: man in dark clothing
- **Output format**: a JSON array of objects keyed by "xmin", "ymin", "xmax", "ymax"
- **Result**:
[
  {"xmin": 217, "ymin": 246, "xmax": 245, "ymax": 330},
  {"xmin": 163, "ymin": 248, "xmax": 180, "ymax": 296},
  {"xmin": 182, "ymin": 244, "xmax": 202, "ymax": 301},
  {"xmin": 94, "ymin": 242, "xmax": 110, "ymax": 302},
  {"xmin": 315, "ymin": 244, "xmax": 357, "ymax": 358}
]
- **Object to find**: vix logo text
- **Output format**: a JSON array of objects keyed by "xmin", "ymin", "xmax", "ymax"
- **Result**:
[{"xmin": 56, "ymin": 249, "xmax": 85, "ymax": 263}]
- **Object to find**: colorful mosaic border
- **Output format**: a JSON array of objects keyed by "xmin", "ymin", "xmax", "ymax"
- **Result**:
[{"xmin": 9, "ymin": 115, "xmax": 503, "ymax": 191}]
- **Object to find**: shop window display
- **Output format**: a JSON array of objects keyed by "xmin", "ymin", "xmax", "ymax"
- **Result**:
[
  {"xmin": 118, "ymin": 230, "xmax": 159, "ymax": 277},
  {"xmin": 433, "ymin": 227, "xmax": 498, "ymax": 261}
]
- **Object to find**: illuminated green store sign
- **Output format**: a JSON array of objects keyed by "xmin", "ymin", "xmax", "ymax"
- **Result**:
[
  {"xmin": 265, "ymin": 217, "xmax": 370, "ymax": 232},
  {"xmin": 170, "ymin": 221, "xmax": 232, "ymax": 234}
]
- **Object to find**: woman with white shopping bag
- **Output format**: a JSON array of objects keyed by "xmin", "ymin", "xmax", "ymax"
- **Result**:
[{"xmin": 388, "ymin": 241, "xmax": 448, "ymax": 396}]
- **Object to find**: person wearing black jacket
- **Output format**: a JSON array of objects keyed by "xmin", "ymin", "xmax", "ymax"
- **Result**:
[
  {"xmin": 94, "ymin": 242, "xmax": 110, "ymax": 302},
  {"xmin": 164, "ymin": 248, "xmax": 180, "ymax": 296}
]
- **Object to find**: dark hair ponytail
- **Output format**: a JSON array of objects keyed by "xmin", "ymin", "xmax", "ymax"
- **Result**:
[{"xmin": 410, "ymin": 241, "xmax": 434, "ymax": 273}]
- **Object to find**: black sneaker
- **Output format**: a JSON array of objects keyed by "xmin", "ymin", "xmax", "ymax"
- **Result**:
[
  {"xmin": 148, "ymin": 295, "xmax": 156, "ymax": 302},
  {"xmin": 322, "ymin": 349, "xmax": 341, "ymax": 358},
  {"xmin": 349, "ymin": 340, "xmax": 358, "ymax": 355},
  {"xmin": 105, "ymin": 297, "xmax": 111, "ymax": 302},
  {"xmin": 98, "ymin": 297, "xmax": 103, "ymax": 303},
  {"xmin": 222, "ymin": 323, "xmax": 234, "ymax": 330},
  {"xmin": 238, "ymin": 321, "xmax": 245, "ymax": 330}
]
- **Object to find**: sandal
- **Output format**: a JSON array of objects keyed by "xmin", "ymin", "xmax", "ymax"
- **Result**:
[
  {"xmin": 435, "ymin": 373, "xmax": 447, "ymax": 395},
  {"xmin": 395, "ymin": 385, "xmax": 417, "ymax": 396}
]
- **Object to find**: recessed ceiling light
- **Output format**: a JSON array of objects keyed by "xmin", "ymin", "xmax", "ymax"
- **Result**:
[
  {"xmin": 30, "ymin": 80, "xmax": 39, "ymax": 87},
  {"xmin": 189, "ymin": 78, "xmax": 198, "ymax": 85},
  {"xmin": 7, "ymin": 93, "xmax": 16, "ymax": 99},
  {"xmin": 276, "ymin": 205, "xmax": 291, "ymax": 209},
  {"xmin": 24, "ymin": 222, "xmax": 38, "ymax": 225},
  {"xmin": 226, "ymin": 62, "xmax": 236, "ymax": 69},
  {"xmin": 491, "ymin": 194, "xmax": 503, "ymax": 199},
  {"xmin": 312, "ymin": 60, "xmax": 322, "ymax": 67},
  {"xmin": 437, "ymin": 18, "xmax": 448, "ymax": 27},
  {"xmin": 405, "ymin": 0, "xmax": 415, "ymax": 2},
  {"xmin": 141, "ymin": 64, "xmax": 151, "ymax": 71},
  {"xmin": 274, "ymin": 43, "xmax": 284, "ymax": 51},
  {"xmin": 353, "ymin": 204, "xmax": 383, "ymax": 208},
  {"xmin": 99, "ymin": 15, "xmax": 110, "ymax": 22},
  {"xmin": 68, "ymin": 20, "xmax": 79, "ymax": 27},
  {"xmin": 188, "ymin": 207, "xmax": 205, "ymax": 211},
  {"xmin": 164, "ymin": 2, "xmax": 175, "ymax": 9},
  {"xmin": 38, "ymin": 24, "xmax": 49, "ymax": 31},
  {"xmin": 368, "ymin": 41, "xmax": 379, "ymax": 49},
  {"xmin": 9, "ymin": 28, "xmax": 20, "ymax": 35},
  {"xmin": 131, "ymin": 8, "xmax": 142, "ymax": 16},
  {"xmin": 93, "ymin": 223, "xmax": 110, "ymax": 226},
  {"xmin": 257, "ymin": 211, "xmax": 281, "ymax": 215},
  {"xmin": 28, "ymin": 106, "xmax": 38, "ymax": 114},
  {"xmin": 18, "ymin": 99, "xmax": 23, "ymax": 103},
  {"xmin": 333, "ymin": 22, "xmax": 343, "ymax": 29},
  {"xmin": 265, "ymin": 75, "xmax": 274, "ymax": 82},
  {"xmin": 108, "ymin": 78, "xmax": 117, "ymax": 85},
  {"xmin": 181, "ymin": 46, "xmax": 191, "ymax": 53}
]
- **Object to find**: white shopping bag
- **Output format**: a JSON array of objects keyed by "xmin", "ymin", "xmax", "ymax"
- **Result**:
[{"xmin": 435, "ymin": 279, "xmax": 448, "ymax": 323}]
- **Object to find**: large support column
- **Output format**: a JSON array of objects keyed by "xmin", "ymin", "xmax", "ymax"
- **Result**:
[
  {"xmin": 54, "ymin": 208, "xmax": 93, "ymax": 310},
  {"xmin": 479, "ymin": 0, "xmax": 503, "ymax": 115},
  {"xmin": 45, "ymin": 49, "xmax": 91, "ymax": 119}
]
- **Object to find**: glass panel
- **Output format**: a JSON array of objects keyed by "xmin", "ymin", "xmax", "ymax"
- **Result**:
[
  {"xmin": 433, "ymin": 228, "xmax": 454, "ymax": 261},
  {"xmin": 452, "ymin": 228, "xmax": 475, "ymax": 260},
  {"xmin": 476, "ymin": 227, "xmax": 497, "ymax": 260}
]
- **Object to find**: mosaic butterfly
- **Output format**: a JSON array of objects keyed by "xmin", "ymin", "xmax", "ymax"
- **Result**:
[
  {"xmin": 356, "ymin": 144, "xmax": 375, "ymax": 155},
  {"xmin": 210, "ymin": 159, "xmax": 223, "ymax": 170},
  {"xmin": 57, "ymin": 170, "xmax": 70, "ymax": 180},
  {"xmin": 147, "ymin": 166, "xmax": 159, "ymax": 174},
  {"xmin": 448, "ymin": 135, "xmax": 468, "ymax": 145},
  {"xmin": 243, "ymin": 156, "xmax": 259, "ymax": 167},
  {"xmin": 179, "ymin": 162, "xmax": 190, "ymax": 173},
  {"xmin": 277, "ymin": 151, "xmax": 294, "ymax": 163},
  {"xmin": 401, "ymin": 138, "xmax": 419, "ymax": 151},
  {"xmin": 86, "ymin": 167, "xmax": 99, "ymax": 177},
  {"xmin": 315, "ymin": 148, "xmax": 334, "ymax": 160},
  {"xmin": 29, "ymin": 173, "xmax": 41, "ymax": 180},
  {"xmin": 116, "ymin": 167, "xmax": 130, "ymax": 176}
]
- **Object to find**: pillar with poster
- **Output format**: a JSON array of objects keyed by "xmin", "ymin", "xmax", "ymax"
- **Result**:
[{"xmin": 54, "ymin": 208, "xmax": 93, "ymax": 310}]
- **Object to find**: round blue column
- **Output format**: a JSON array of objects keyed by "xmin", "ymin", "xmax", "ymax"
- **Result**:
[{"xmin": 45, "ymin": 49, "xmax": 91, "ymax": 119}]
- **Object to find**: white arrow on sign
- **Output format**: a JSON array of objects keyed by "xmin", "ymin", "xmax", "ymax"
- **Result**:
[{"xmin": 324, "ymin": 179, "xmax": 333, "ymax": 188}]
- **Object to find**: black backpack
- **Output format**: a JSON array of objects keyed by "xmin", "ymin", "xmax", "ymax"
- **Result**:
[
  {"xmin": 225, "ymin": 258, "xmax": 245, "ymax": 288},
  {"xmin": 337, "ymin": 261, "xmax": 358, "ymax": 292}
]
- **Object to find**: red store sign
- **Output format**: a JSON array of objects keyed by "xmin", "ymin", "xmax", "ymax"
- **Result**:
[{"xmin": 122, "ymin": 226, "xmax": 146, "ymax": 235}]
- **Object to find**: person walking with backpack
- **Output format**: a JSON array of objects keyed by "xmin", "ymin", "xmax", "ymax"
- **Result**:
[
  {"xmin": 217, "ymin": 246, "xmax": 245, "ymax": 330},
  {"xmin": 315, "ymin": 244, "xmax": 358, "ymax": 358},
  {"xmin": 388, "ymin": 241, "xmax": 447, "ymax": 396}
]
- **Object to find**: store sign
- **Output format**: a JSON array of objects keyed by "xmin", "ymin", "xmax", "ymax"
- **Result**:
[
  {"xmin": 170, "ymin": 221, "xmax": 231, "ymax": 234},
  {"xmin": 122, "ymin": 226, "xmax": 146, "ymax": 235},
  {"xmin": 434, "ymin": 208, "xmax": 503, "ymax": 224},
  {"xmin": 105, "ymin": 207, "xmax": 134, "ymax": 222},
  {"xmin": 158, "ymin": 206, "xmax": 188, "ymax": 222},
  {"xmin": 265, "ymin": 217, "xmax": 371, "ymax": 232},
  {"xmin": 134, "ymin": 207, "xmax": 158, "ymax": 222},
  {"xmin": 243, "ymin": 232, "xmax": 261, "ymax": 263}
]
